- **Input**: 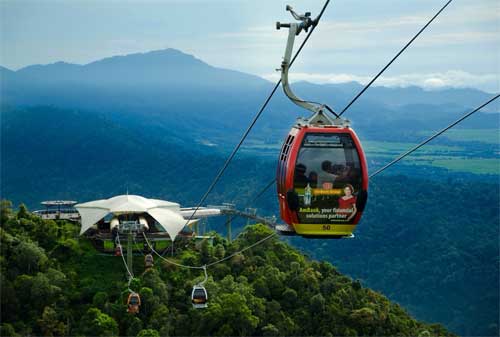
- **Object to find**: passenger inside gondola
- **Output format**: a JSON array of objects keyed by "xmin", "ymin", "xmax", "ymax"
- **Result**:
[
  {"xmin": 294, "ymin": 163, "xmax": 309, "ymax": 188},
  {"xmin": 308, "ymin": 171, "xmax": 318, "ymax": 188},
  {"xmin": 318, "ymin": 160, "xmax": 337, "ymax": 189}
]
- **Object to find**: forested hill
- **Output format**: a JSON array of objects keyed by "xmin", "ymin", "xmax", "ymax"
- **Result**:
[{"xmin": 0, "ymin": 202, "xmax": 452, "ymax": 337}]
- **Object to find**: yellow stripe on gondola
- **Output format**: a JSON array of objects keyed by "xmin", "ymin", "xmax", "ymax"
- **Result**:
[
  {"xmin": 294, "ymin": 188, "xmax": 343, "ymax": 196},
  {"xmin": 313, "ymin": 188, "xmax": 343, "ymax": 196},
  {"xmin": 293, "ymin": 223, "xmax": 356, "ymax": 236}
]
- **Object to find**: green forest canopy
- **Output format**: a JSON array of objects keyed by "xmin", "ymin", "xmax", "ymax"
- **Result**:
[{"xmin": 0, "ymin": 201, "xmax": 452, "ymax": 336}]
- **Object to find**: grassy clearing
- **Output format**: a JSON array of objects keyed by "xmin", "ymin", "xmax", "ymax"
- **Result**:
[
  {"xmin": 418, "ymin": 129, "xmax": 499, "ymax": 144},
  {"xmin": 412, "ymin": 158, "xmax": 500, "ymax": 175}
]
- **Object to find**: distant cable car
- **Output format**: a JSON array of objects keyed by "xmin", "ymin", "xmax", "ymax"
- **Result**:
[
  {"xmin": 115, "ymin": 244, "xmax": 123, "ymax": 256},
  {"xmin": 127, "ymin": 292, "xmax": 141, "ymax": 314},
  {"xmin": 275, "ymin": 5, "xmax": 368, "ymax": 238},
  {"xmin": 191, "ymin": 285, "xmax": 208, "ymax": 309},
  {"xmin": 191, "ymin": 266, "xmax": 208, "ymax": 309},
  {"xmin": 144, "ymin": 254, "xmax": 154, "ymax": 269}
]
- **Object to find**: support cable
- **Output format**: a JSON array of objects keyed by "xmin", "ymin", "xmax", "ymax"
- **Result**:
[
  {"xmin": 142, "ymin": 233, "xmax": 204, "ymax": 270},
  {"xmin": 133, "ymin": 93, "xmax": 500, "ymax": 272},
  {"xmin": 205, "ymin": 232, "xmax": 277, "ymax": 267},
  {"xmin": 217, "ymin": 178, "xmax": 277, "ymax": 240},
  {"xmin": 143, "ymin": 230, "xmax": 277, "ymax": 270},
  {"xmin": 369, "ymin": 94, "xmax": 499, "ymax": 178},
  {"xmin": 116, "ymin": 234, "xmax": 134, "ymax": 291},
  {"xmin": 185, "ymin": 0, "xmax": 331, "ymax": 225},
  {"xmin": 338, "ymin": 0, "xmax": 453, "ymax": 117}
]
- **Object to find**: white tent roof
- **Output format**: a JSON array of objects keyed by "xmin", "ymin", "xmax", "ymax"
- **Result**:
[{"xmin": 75, "ymin": 195, "xmax": 197, "ymax": 241}]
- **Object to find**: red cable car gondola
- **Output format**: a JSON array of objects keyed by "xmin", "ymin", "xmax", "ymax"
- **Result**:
[
  {"xmin": 144, "ymin": 253, "xmax": 154, "ymax": 269},
  {"xmin": 127, "ymin": 292, "xmax": 141, "ymax": 314},
  {"xmin": 277, "ymin": 125, "xmax": 368, "ymax": 238},
  {"xmin": 275, "ymin": 5, "xmax": 368, "ymax": 238}
]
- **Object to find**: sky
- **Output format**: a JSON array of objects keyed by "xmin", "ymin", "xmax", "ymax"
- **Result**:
[{"xmin": 1, "ymin": 0, "xmax": 499, "ymax": 92}]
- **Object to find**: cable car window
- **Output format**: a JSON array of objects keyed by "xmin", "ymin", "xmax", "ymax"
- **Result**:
[
  {"xmin": 193, "ymin": 289, "xmax": 206, "ymax": 298},
  {"xmin": 293, "ymin": 133, "xmax": 362, "ymax": 224}
]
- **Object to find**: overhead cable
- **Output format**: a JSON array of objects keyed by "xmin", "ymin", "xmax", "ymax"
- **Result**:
[
  {"xmin": 185, "ymin": 0, "xmax": 331, "ymax": 225},
  {"xmin": 143, "ymin": 230, "xmax": 277, "ymax": 270},
  {"xmin": 338, "ymin": 0, "xmax": 453, "ymax": 117},
  {"xmin": 369, "ymin": 94, "xmax": 499, "ymax": 178}
]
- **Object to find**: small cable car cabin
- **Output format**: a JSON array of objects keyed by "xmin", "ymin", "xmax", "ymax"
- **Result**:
[
  {"xmin": 127, "ymin": 292, "xmax": 141, "ymax": 314},
  {"xmin": 114, "ymin": 244, "xmax": 122, "ymax": 256},
  {"xmin": 275, "ymin": 5, "xmax": 368, "ymax": 238},
  {"xmin": 144, "ymin": 254, "xmax": 154, "ymax": 269},
  {"xmin": 191, "ymin": 285, "xmax": 208, "ymax": 309},
  {"xmin": 277, "ymin": 124, "xmax": 368, "ymax": 238}
]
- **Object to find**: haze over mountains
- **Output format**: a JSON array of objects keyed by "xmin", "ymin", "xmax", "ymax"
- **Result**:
[{"xmin": 1, "ymin": 48, "xmax": 497, "ymax": 147}]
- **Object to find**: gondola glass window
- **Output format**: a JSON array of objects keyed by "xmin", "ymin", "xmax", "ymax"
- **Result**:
[{"xmin": 293, "ymin": 133, "xmax": 362, "ymax": 224}]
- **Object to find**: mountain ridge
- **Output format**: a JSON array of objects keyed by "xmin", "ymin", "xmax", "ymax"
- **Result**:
[{"xmin": 1, "ymin": 48, "xmax": 495, "ymax": 104}]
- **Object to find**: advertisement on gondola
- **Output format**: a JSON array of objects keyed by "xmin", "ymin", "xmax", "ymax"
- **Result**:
[{"xmin": 295, "ymin": 183, "xmax": 359, "ymax": 224}]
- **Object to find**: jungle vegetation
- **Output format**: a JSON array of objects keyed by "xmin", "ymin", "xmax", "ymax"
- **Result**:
[{"xmin": 0, "ymin": 201, "xmax": 452, "ymax": 336}]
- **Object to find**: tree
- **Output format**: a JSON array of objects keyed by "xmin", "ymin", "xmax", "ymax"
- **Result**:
[
  {"xmin": 139, "ymin": 287, "xmax": 159, "ymax": 317},
  {"xmin": 17, "ymin": 204, "xmax": 30, "ymax": 220},
  {"xmin": 200, "ymin": 239, "xmax": 212, "ymax": 264},
  {"xmin": 0, "ymin": 323, "xmax": 19, "ymax": 337},
  {"xmin": 33, "ymin": 219, "xmax": 58, "ymax": 249},
  {"xmin": 136, "ymin": 329, "xmax": 160, "ymax": 337},
  {"xmin": 262, "ymin": 324, "xmax": 280, "ymax": 336},
  {"xmin": 142, "ymin": 270, "xmax": 168, "ymax": 303},
  {"xmin": 204, "ymin": 293, "xmax": 259, "ymax": 336},
  {"xmin": 11, "ymin": 240, "xmax": 48, "ymax": 274},
  {"xmin": 281, "ymin": 288, "xmax": 298, "ymax": 309},
  {"xmin": 253, "ymin": 277, "xmax": 270, "ymax": 298},
  {"xmin": 37, "ymin": 306, "xmax": 67, "ymax": 336},
  {"xmin": 0, "ymin": 200, "xmax": 13, "ymax": 225},
  {"xmin": 148, "ymin": 304, "xmax": 171, "ymax": 336},
  {"xmin": 31, "ymin": 273, "xmax": 62, "ymax": 310},
  {"xmin": 126, "ymin": 317, "xmax": 143, "ymax": 337},
  {"xmin": 1, "ymin": 276, "xmax": 19, "ymax": 322},
  {"xmin": 93, "ymin": 292, "xmax": 108, "ymax": 310},
  {"xmin": 310, "ymin": 293, "xmax": 326, "ymax": 314},
  {"xmin": 79, "ymin": 308, "xmax": 119, "ymax": 337},
  {"xmin": 214, "ymin": 243, "xmax": 225, "ymax": 259}
]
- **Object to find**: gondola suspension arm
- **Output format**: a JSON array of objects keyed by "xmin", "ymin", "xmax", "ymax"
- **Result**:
[
  {"xmin": 278, "ymin": 6, "xmax": 320, "ymax": 114},
  {"xmin": 278, "ymin": 5, "xmax": 342, "ymax": 125}
]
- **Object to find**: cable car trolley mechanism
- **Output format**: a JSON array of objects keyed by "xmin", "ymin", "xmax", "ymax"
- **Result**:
[{"xmin": 276, "ymin": 5, "xmax": 368, "ymax": 239}]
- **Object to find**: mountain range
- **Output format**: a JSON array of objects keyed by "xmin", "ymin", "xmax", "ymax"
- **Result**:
[{"xmin": 1, "ymin": 48, "xmax": 498, "ymax": 148}]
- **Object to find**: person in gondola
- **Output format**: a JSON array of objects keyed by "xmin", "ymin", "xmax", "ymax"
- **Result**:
[
  {"xmin": 294, "ymin": 163, "xmax": 309, "ymax": 188},
  {"xmin": 337, "ymin": 184, "xmax": 357, "ymax": 222},
  {"xmin": 308, "ymin": 171, "xmax": 318, "ymax": 188},
  {"xmin": 317, "ymin": 160, "xmax": 337, "ymax": 189}
]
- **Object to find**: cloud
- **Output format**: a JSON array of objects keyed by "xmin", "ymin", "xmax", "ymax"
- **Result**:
[{"xmin": 261, "ymin": 70, "xmax": 499, "ymax": 93}]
